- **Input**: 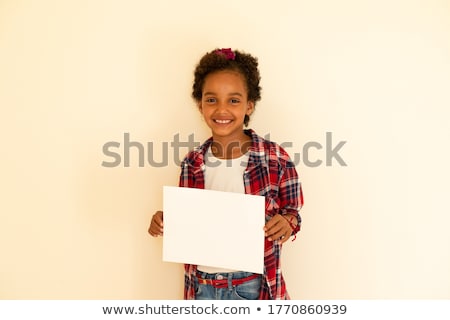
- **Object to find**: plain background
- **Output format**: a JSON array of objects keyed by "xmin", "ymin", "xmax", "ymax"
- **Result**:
[{"xmin": 1, "ymin": 0, "xmax": 449, "ymax": 299}]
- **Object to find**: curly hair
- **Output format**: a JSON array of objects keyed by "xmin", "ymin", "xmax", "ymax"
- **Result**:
[{"xmin": 192, "ymin": 49, "xmax": 262, "ymax": 126}]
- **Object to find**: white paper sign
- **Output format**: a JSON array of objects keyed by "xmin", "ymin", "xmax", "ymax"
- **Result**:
[{"xmin": 162, "ymin": 186, "xmax": 265, "ymax": 274}]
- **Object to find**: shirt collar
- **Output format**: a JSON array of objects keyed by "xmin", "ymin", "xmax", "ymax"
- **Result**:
[{"xmin": 185, "ymin": 129, "xmax": 268, "ymax": 169}]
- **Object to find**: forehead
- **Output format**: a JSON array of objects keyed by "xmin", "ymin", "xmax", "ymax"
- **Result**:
[{"xmin": 203, "ymin": 70, "xmax": 247, "ymax": 91}]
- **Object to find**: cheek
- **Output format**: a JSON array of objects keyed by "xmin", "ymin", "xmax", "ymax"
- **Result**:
[{"xmin": 199, "ymin": 105, "xmax": 213, "ymax": 118}]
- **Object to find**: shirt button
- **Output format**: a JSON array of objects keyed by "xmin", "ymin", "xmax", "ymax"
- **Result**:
[{"xmin": 217, "ymin": 275, "xmax": 224, "ymax": 280}]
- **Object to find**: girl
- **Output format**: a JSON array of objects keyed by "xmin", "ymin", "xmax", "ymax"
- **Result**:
[{"xmin": 148, "ymin": 48, "xmax": 303, "ymax": 300}]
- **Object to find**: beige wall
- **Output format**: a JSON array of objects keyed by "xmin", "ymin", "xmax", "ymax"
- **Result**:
[{"xmin": 1, "ymin": 0, "xmax": 449, "ymax": 299}]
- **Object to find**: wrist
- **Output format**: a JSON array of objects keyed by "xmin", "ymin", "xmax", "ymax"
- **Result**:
[
  {"xmin": 284, "ymin": 214, "xmax": 298, "ymax": 226},
  {"xmin": 282, "ymin": 214, "xmax": 299, "ymax": 241}
]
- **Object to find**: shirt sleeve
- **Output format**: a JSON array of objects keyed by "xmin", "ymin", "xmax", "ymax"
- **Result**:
[{"xmin": 278, "ymin": 148, "xmax": 303, "ymax": 235}]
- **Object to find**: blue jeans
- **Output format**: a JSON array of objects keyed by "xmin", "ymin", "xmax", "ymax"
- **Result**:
[{"xmin": 195, "ymin": 271, "xmax": 262, "ymax": 300}]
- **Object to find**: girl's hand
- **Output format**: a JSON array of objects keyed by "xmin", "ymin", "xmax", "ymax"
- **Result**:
[
  {"xmin": 263, "ymin": 214, "xmax": 296, "ymax": 244},
  {"xmin": 148, "ymin": 210, "xmax": 164, "ymax": 237}
]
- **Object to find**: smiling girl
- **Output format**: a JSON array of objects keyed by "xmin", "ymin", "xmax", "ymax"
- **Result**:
[{"xmin": 149, "ymin": 48, "xmax": 304, "ymax": 300}]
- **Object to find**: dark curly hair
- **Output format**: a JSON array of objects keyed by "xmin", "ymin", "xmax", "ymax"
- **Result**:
[{"xmin": 192, "ymin": 48, "xmax": 262, "ymax": 126}]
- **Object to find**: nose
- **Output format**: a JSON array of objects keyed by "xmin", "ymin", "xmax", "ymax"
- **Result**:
[
  {"xmin": 216, "ymin": 100, "xmax": 229, "ymax": 112},
  {"xmin": 217, "ymin": 99, "xmax": 230, "ymax": 111}
]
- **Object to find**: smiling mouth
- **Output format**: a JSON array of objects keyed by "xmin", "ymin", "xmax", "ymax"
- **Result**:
[{"xmin": 214, "ymin": 119, "xmax": 232, "ymax": 124}]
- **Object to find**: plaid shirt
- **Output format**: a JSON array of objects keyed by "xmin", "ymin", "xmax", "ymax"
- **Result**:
[{"xmin": 179, "ymin": 129, "xmax": 303, "ymax": 300}]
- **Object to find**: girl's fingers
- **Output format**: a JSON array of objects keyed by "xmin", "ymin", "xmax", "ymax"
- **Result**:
[
  {"xmin": 148, "ymin": 211, "xmax": 164, "ymax": 237},
  {"xmin": 265, "ymin": 216, "xmax": 291, "ymax": 241}
]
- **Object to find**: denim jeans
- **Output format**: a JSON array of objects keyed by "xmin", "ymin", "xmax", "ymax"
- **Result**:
[{"xmin": 195, "ymin": 271, "xmax": 262, "ymax": 300}]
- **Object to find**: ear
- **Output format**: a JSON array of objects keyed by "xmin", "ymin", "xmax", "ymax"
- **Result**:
[
  {"xmin": 197, "ymin": 101, "xmax": 202, "ymax": 112},
  {"xmin": 246, "ymin": 101, "xmax": 255, "ymax": 115}
]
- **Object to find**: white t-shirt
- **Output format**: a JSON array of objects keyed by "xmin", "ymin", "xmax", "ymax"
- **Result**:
[{"xmin": 196, "ymin": 146, "xmax": 249, "ymax": 274}]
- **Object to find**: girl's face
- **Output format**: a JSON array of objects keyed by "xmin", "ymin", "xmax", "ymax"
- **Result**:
[{"xmin": 199, "ymin": 70, "xmax": 254, "ymax": 142}]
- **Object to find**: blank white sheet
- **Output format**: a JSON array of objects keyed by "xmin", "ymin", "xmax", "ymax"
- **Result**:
[{"xmin": 162, "ymin": 186, "xmax": 265, "ymax": 274}]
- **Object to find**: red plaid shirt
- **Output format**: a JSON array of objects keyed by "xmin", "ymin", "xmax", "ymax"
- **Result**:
[{"xmin": 179, "ymin": 129, "xmax": 303, "ymax": 300}]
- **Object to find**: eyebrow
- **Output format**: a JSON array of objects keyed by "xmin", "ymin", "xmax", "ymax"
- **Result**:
[{"xmin": 203, "ymin": 92, "xmax": 244, "ymax": 97}]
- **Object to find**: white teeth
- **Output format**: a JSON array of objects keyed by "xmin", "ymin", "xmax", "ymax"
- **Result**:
[{"xmin": 215, "ymin": 119, "xmax": 231, "ymax": 124}]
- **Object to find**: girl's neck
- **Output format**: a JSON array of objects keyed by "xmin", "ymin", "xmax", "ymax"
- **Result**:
[{"xmin": 210, "ymin": 131, "xmax": 251, "ymax": 159}]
